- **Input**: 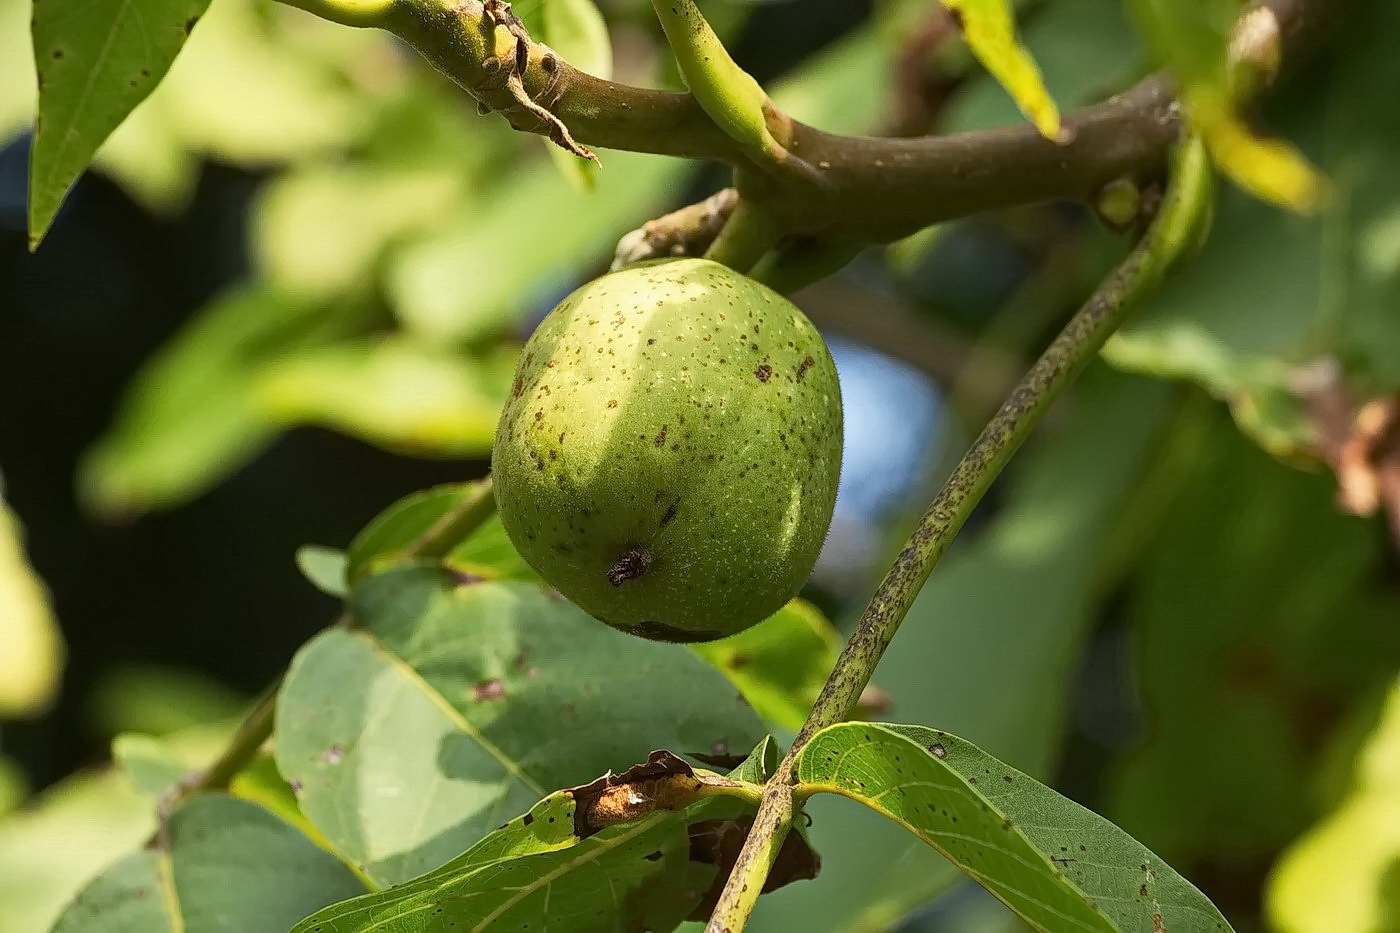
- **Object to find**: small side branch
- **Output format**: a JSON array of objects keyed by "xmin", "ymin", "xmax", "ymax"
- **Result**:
[
  {"xmin": 152, "ymin": 679, "xmax": 281, "ymax": 847},
  {"xmin": 612, "ymin": 189, "xmax": 738, "ymax": 268}
]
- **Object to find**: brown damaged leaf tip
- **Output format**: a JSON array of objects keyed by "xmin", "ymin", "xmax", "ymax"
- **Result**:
[
  {"xmin": 685, "ymin": 815, "xmax": 821, "ymax": 920},
  {"xmin": 1297, "ymin": 357, "xmax": 1400, "ymax": 548},
  {"xmin": 566, "ymin": 750, "xmax": 703, "ymax": 837}
]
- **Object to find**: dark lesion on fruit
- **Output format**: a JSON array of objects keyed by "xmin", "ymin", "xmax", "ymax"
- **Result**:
[
  {"xmin": 630, "ymin": 619, "xmax": 723, "ymax": 643},
  {"xmin": 608, "ymin": 545, "xmax": 652, "ymax": 586}
]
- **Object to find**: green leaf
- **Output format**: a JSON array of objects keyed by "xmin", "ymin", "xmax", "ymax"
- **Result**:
[
  {"xmin": 942, "ymin": 0, "xmax": 1141, "ymax": 135},
  {"xmin": 346, "ymin": 483, "xmax": 537, "ymax": 585},
  {"xmin": 446, "ymin": 515, "xmax": 539, "ymax": 583},
  {"xmin": 796, "ymin": 723, "xmax": 1233, "ymax": 932},
  {"xmin": 79, "ymin": 283, "xmax": 366, "ymax": 518},
  {"xmin": 27, "ymin": 0, "xmax": 210, "ymax": 248},
  {"xmin": 0, "ymin": 487, "xmax": 63, "ymax": 717},
  {"xmin": 1103, "ymin": 187, "xmax": 1320, "ymax": 454},
  {"xmin": 536, "ymin": 0, "xmax": 611, "ymax": 189},
  {"xmin": 1125, "ymin": 0, "xmax": 1322, "ymax": 210},
  {"xmin": 51, "ymin": 852, "xmax": 176, "ymax": 933},
  {"xmin": 293, "ymin": 738, "xmax": 779, "ymax": 933},
  {"xmin": 0, "ymin": 0, "xmax": 35, "ymax": 142},
  {"xmin": 275, "ymin": 566, "xmax": 765, "ymax": 885},
  {"xmin": 768, "ymin": 17, "xmax": 893, "ymax": 136},
  {"xmin": 544, "ymin": 0, "xmax": 611, "ymax": 80},
  {"xmin": 51, "ymin": 794, "xmax": 364, "ymax": 933},
  {"xmin": 109, "ymin": 723, "xmax": 322, "ymax": 835},
  {"xmin": 0, "ymin": 769, "xmax": 154, "ymax": 933},
  {"xmin": 1316, "ymin": 1, "xmax": 1400, "ymax": 387},
  {"xmin": 1104, "ymin": 3, "xmax": 1400, "ymax": 456},
  {"xmin": 252, "ymin": 166, "xmax": 463, "ymax": 299},
  {"xmin": 297, "ymin": 545, "xmax": 349, "ymax": 598},
  {"xmin": 387, "ymin": 150, "xmax": 685, "ymax": 344},
  {"xmin": 940, "ymin": 0, "xmax": 1062, "ymax": 140},
  {"xmin": 0, "ymin": 757, "xmax": 25, "ymax": 817},
  {"xmin": 691, "ymin": 600, "xmax": 839, "ymax": 732},
  {"xmin": 291, "ymin": 795, "xmax": 705, "ymax": 933},
  {"xmin": 0, "ymin": 0, "xmax": 193, "ymax": 216},
  {"xmin": 256, "ymin": 338, "xmax": 513, "ymax": 457},
  {"xmin": 145, "ymin": 0, "xmax": 368, "ymax": 165},
  {"xmin": 1268, "ymin": 677, "xmax": 1400, "ymax": 933},
  {"xmin": 92, "ymin": 104, "xmax": 199, "ymax": 215},
  {"xmin": 88, "ymin": 666, "xmax": 247, "ymax": 738},
  {"xmin": 110, "ymin": 733, "xmax": 192, "ymax": 797}
]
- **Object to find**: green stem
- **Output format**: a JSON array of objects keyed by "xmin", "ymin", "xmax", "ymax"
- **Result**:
[
  {"xmin": 703, "ymin": 135, "xmax": 1212, "ymax": 931},
  {"xmin": 702, "ymin": 199, "xmax": 780, "ymax": 272},
  {"xmin": 747, "ymin": 238, "xmax": 865, "ymax": 295},
  {"xmin": 703, "ymin": 785, "xmax": 795, "ymax": 933},
  {"xmin": 277, "ymin": 0, "xmax": 395, "ymax": 28},
  {"xmin": 796, "ymin": 135, "xmax": 1210, "ymax": 741},
  {"xmin": 153, "ymin": 679, "xmax": 281, "ymax": 845},
  {"xmin": 650, "ymin": 0, "xmax": 780, "ymax": 160},
  {"xmin": 403, "ymin": 476, "xmax": 497, "ymax": 562}
]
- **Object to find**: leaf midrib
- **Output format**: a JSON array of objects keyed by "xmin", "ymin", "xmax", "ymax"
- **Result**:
[{"xmin": 355, "ymin": 628, "xmax": 548, "ymax": 798}]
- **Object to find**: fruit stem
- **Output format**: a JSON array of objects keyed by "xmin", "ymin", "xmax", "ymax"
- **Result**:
[
  {"xmin": 702, "ymin": 135, "xmax": 1212, "ymax": 933},
  {"xmin": 703, "ymin": 198, "xmax": 780, "ymax": 272}
]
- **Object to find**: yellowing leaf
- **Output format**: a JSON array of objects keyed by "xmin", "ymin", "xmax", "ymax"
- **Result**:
[
  {"xmin": 1127, "ymin": 0, "xmax": 1325, "ymax": 212},
  {"xmin": 941, "ymin": 0, "xmax": 1063, "ymax": 140},
  {"xmin": 0, "ymin": 493, "xmax": 63, "ymax": 718},
  {"xmin": 1268, "ymin": 679, "xmax": 1400, "ymax": 933},
  {"xmin": 1190, "ymin": 91, "xmax": 1325, "ymax": 212}
]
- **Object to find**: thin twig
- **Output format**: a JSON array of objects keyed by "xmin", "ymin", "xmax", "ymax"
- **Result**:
[
  {"xmin": 703, "ymin": 136, "xmax": 1212, "ymax": 931},
  {"xmin": 152, "ymin": 678, "xmax": 282, "ymax": 848}
]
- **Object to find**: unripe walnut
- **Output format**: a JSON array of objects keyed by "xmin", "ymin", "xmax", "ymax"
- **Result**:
[{"xmin": 492, "ymin": 259, "xmax": 842, "ymax": 642}]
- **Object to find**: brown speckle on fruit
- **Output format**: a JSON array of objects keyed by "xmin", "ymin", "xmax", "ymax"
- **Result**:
[{"xmin": 491, "ymin": 259, "xmax": 843, "ymax": 642}]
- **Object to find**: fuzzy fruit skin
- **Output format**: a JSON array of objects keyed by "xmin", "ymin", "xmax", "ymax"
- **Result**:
[{"xmin": 492, "ymin": 259, "xmax": 843, "ymax": 642}]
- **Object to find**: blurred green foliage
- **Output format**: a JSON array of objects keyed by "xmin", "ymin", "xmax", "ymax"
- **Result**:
[
  {"xmin": 4, "ymin": 0, "xmax": 1400, "ymax": 930},
  {"xmin": 0, "ymin": 484, "xmax": 63, "ymax": 718}
]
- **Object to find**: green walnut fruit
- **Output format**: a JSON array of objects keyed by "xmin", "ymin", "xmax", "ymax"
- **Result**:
[{"xmin": 492, "ymin": 258, "xmax": 843, "ymax": 642}]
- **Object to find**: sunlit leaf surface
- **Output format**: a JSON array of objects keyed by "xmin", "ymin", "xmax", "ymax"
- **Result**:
[
  {"xmin": 28, "ymin": 0, "xmax": 211, "ymax": 246},
  {"xmin": 276, "ymin": 566, "xmax": 765, "ymax": 885},
  {"xmin": 797, "ymin": 723, "xmax": 1233, "ymax": 932},
  {"xmin": 940, "ymin": 0, "xmax": 1063, "ymax": 140}
]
